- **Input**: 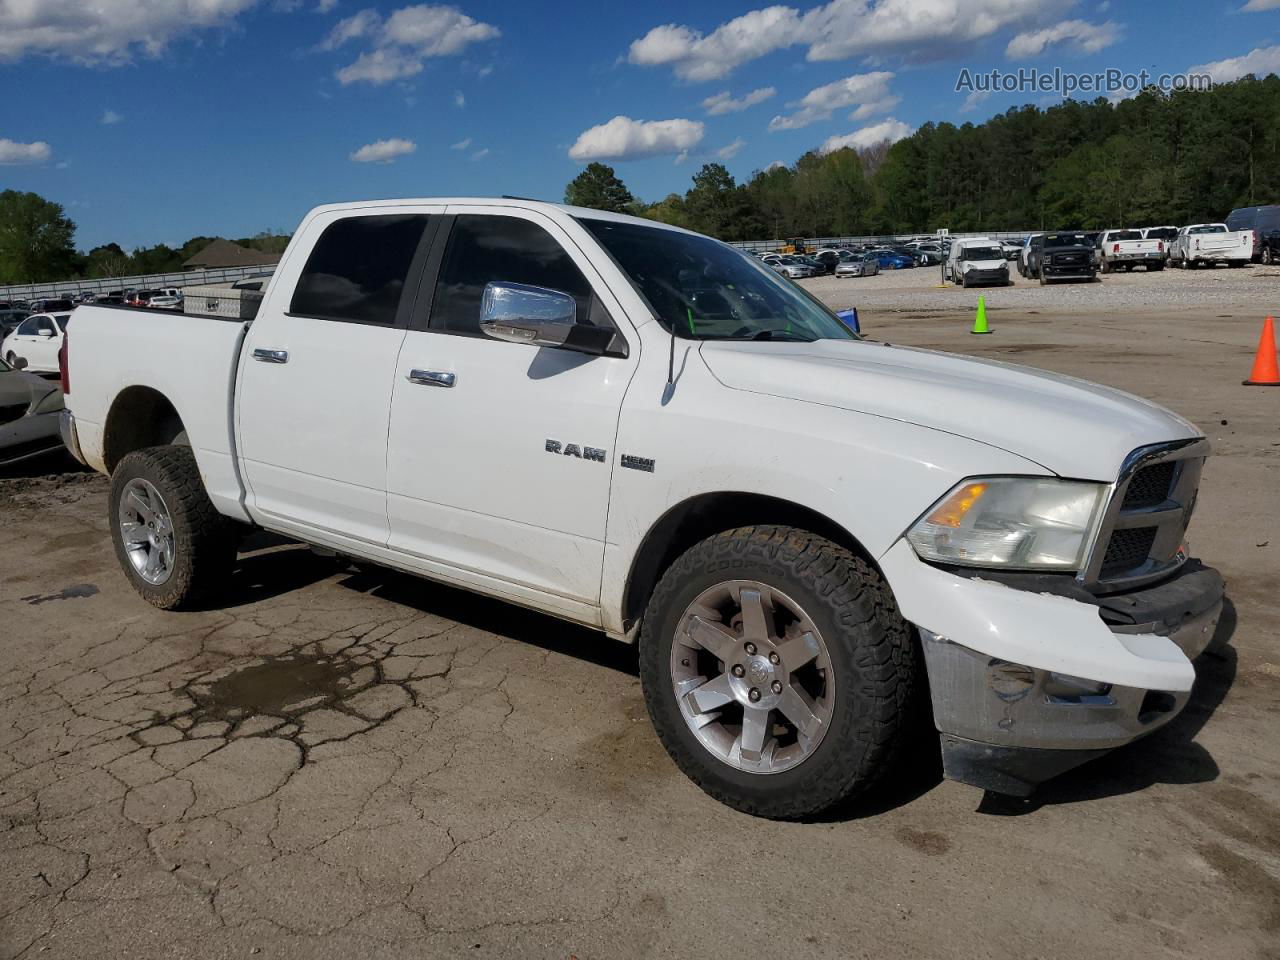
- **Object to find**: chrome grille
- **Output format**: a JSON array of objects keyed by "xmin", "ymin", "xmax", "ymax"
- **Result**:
[{"xmin": 1081, "ymin": 438, "xmax": 1208, "ymax": 592}]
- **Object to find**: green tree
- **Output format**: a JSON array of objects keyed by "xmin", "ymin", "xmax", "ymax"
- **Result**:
[
  {"xmin": 564, "ymin": 162, "xmax": 635, "ymax": 212},
  {"xmin": 0, "ymin": 190, "xmax": 77, "ymax": 284},
  {"xmin": 86, "ymin": 243, "xmax": 131, "ymax": 278}
]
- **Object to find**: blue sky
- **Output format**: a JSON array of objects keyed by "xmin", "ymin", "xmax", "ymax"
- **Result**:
[{"xmin": 2, "ymin": 0, "xmax": 1279, "ymax": 251}]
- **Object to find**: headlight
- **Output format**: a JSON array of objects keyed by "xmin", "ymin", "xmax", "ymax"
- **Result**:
[
  {"xmin": 906, "ymin": 477, "xmax": 1106, "ymax": 570},
  {"xmin": 30, "ymin": 389, "xmax": 64, "ymax": 415}
]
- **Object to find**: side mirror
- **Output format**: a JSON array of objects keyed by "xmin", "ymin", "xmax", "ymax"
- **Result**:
[
  {"xmin": 37, "ymin": 328, "xmax": 55, "ymax": 338},
  {"xmin": 479, "ymin": 281, "xmax": 616, "ymax": 357},
  {"xmin": 13, "ymin": 356, "xmax": 28, "ymax": 370}
]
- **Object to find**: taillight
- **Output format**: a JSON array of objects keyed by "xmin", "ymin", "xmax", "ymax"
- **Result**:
[
  {"xmin": 1113, "ymin": 243, "xmax": 1120, "ymax": 253},
  {"xmin": 58, "ymin": 328, "xmax": 70, "ymax": 395},
  {"xmin": 1158, "ymin": 241, "xmax": 1164, "ymax": 252}
]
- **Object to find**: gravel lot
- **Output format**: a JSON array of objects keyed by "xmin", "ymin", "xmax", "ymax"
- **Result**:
[{"xmin": 2, "ymin": 273, "xmax": 1279, "ymax": 959}]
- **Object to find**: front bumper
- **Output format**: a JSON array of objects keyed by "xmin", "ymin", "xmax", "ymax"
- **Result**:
[
  {"xmin": 917, "ymin": 561, "xmax": 1224, "ymax": 795},
  {"xmin": 963, "ymin": 268, "xmax": 1008, "ymax": 284}
]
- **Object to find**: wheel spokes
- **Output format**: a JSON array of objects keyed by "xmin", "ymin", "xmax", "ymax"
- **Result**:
[
  {"xmin": 683, "ymin": 616, "xmax": 738, "ymax": 663},
  {"xmin": 737, "ymin": 587, "xmax": 772, "ymax": 642},
  {"xmin": 127, "ymin": 488, "xmax": 154, "ymax": 523},
  {"xmin": 686, "ymin": 673, "xmax": 734, "ymax": 713},
  {"xmin": 120, "ymin": 521, "xmax": 150, "ymax": 547},
  {"xmin": 778, "ymin": 683, "xmax": 822, "ymax": 741},
  {"xmin": 738, "ymin": 705, "xmax": 771, "ymax": 762},
  {"xmin": 775, "ymin": 631, "xmax": 821, "ymax": 672}
]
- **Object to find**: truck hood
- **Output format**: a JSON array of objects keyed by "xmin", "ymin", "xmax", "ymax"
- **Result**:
[
  {"xmin": 700, "ymin": 339, "xmax": 1200, "ymax": 480},
  {"xmin": 0, "ymin": 369, "xmax": 58, "ymax": 410}
]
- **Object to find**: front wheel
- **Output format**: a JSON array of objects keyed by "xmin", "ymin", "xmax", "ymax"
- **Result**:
[
  {"xmin": 1263, "ymin": 247, "xmax": 1275, "ymax": 266},
  {"xmin": 639, "ymin": 526, "xmax": 920, "ymax": 820},
  {"xmin": 109, "ymin": 445, "xmax": 238, "ymax": 610}
]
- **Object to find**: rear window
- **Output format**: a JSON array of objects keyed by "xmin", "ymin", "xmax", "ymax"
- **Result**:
[
  {"xmin": 1109, "ymin": 231, "xmax": 1143, "ymax": 241},
  {"xmin": 290, "ymin": 214, "xmax": 430, "ymax": 325},
  {"xmin": 1187, "ymin": 224, "xmax": 1226, "ymax": 235}
]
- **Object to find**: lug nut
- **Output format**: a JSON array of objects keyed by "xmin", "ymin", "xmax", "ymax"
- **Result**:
[
  {"xmin": 748, "ymin": 687, "xmax": 761, "ymax": 702},
  {"xmin": 771, "ymin": 681, "xmax": 783, "ymax": 695},
  {"xmin": 731, "ymin": 664, "xmax": 745, "ymax": 678},
  {"xmin": 768, "ymin": 652, "xmax": 780, "ymax": 665},
  {"xmin": 744, "ymin": 642, "xmax": 757, "ymax": 655}
]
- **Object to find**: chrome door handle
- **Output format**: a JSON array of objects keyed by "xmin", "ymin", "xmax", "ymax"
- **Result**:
[
  {"xmin": 407, "ymin": 369, "xmax": 456, "ymax": 388},
  {"xmin": 252, "ymin": 348, "xmax": 289, "ymax": 364}
]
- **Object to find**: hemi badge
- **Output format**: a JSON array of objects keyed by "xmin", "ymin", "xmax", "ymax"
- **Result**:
[{"xmin": 621, "ymin": 454, "xmax": 655, "ymax": 473}]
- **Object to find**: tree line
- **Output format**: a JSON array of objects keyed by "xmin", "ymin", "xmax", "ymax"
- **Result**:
[
  {"xmin": 0, "ymin": 189, "xmax": 289, "ymax": 286},
  {"xmin": 566, "ymin": 74, "xmax": 1280, "ymax": 240}
]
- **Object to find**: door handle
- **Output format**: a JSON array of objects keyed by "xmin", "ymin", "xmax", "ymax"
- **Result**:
[
  {"xmin": 407, "ymin": 369, "xmax": 456, "ymax": 388},
  {"xmin": 252, "ymin": 348, "xmax": 289, "ymax": 364}
]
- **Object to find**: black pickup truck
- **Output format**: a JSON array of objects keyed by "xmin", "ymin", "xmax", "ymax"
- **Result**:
[{"xmin": 1026, "ymin": 231, "xmax": 1098, "ymax": 285}]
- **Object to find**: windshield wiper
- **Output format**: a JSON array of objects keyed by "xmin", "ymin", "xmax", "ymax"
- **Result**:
[{"xmin": 747, "ymin": 329, "xmax": 814, "ymax": 342}]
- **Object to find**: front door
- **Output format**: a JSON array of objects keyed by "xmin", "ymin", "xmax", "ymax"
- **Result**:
[
  {"xmin": 236, "ymin": 208, "xmax": 442, "ymax": 546},
  {"xmin": 385, "ymin": 208, "xmax": 636, "ymax": 613}
]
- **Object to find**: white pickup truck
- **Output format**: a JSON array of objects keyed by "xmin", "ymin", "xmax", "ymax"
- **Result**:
[
  {"xmin": 60, "ymin": 198, "xmax": 1224, "ymax": 818},
  {"xmin": 1169, "ymin": 223, "xmax": 1253, "ymax": 269},
  {"xmin": 1096, "ymin": 229, "xmax": 1166, "ymax": 272}
]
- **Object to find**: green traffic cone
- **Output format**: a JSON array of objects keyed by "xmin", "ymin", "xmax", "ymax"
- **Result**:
[{"xmin": 971, "ymin": 296, "xmax": 991, "ymax": 335}]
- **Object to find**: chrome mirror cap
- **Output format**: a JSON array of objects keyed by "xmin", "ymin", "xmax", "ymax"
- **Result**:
[{"xmin": 479, "ymin": 281, "xmax": 619, "ymax": 357}]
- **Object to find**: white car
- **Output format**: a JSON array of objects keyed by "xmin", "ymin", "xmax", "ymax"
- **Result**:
[
  {"xmin": 60, "ymin": 197, "xmax": 1221, "ymax": 818},
  {"xmin": 2, "ymin": 312, "xmax": 71, "ymax": 374},
  {"xmin": 1017, "ymin": 234, "xmax": 1043, "ymax": 277},
  {"xmin": 1168, "ymin": 224, "xmax": 1253, "ymax": 269},
  {"xmin": 944, "ymin": 238, "xmax": 1011, "ymax": 287},
  {"xmin": 148, "ymin": 295, "xmax": 183, "ymax": 311}
]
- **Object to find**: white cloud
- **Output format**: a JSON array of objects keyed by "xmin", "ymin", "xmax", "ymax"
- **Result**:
[
  {"xmin": 0, "ymin": 0, "xmax": 262, "ymax": 65},
  {"xmin": 317, "ymin": 0, "xmax": 339, "ymax": 10},
  {"xmin": 101, "ymin": 109, "xmax": 123, "ymax": 125},
  {"xmin": 1005, "ymin": 19, "xmax": 1120, "ymax": 59},
  {"xmin": 1242, "ymin": 0, "xmax": 1280, "ymax": 9},
  {"xmin": 349, "ymin": 137, "xmax": 417, "ymax": 163},
  {"xmin": 472, "ymin": 147, "xmax": 489, "ymax": 159},
  {"xmin": 328, "ymin": 4, "xmax": 500, "ymax": 86},
  {"xmin": 766, "ymin": 160, "xmax": 787, "ymax": 171},
  {"xmin": 818, "ymin": 118, "xmax": 913, "ymax": 154},
  {"xmin": 0, "ymin": 139, "xmax": 53, "ymax": 164},
  {"xmin": 454, "ymin": 90, "xmax": 465, "ymax": 107},
  {"xmin": 702, "ymin": 87, "xmax": 776, "ymax": 115},
  {"xmin": 626, "ymin": 0, "xmax": 1070, "ymax": 81},
  {"xmin": 450, "ymin": 137, "xmax": 472, "ymax": 150},
  {"xmin": 959, "ymin": 89, "xmax": 992, "ymax": 113},
  {"xmin": 768, "ymin": 71, "xmax": 897, "ymax": 131},
  {"xmin": 568, "ymin": 116, "xmax": 704, "ymax": 162},
  {"xmin": 1190, "ymin": 44, "xmax": 1280, "ymax": 84},
  {"xmin": 717, "ymin": 137, "xmax": 746, "ymax": 159}
]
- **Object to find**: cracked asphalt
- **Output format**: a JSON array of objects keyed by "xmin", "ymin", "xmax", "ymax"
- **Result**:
[{"xmin": 3, "ymin": 297, "xmax": 1280, "ymax": 959}]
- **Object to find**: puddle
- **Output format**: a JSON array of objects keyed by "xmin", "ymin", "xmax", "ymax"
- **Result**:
[{"xmin": 197, "ymin": 653, "xmax": 363, "ymax": 719}]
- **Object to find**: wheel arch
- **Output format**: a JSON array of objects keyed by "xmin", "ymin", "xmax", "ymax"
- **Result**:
[
  {"xmin": 102, "ymin": 385, "xmax": 187, "ymax": 473},
  {"xmin": 621, "ymin": 491, "xmax": 880, "ymax": 636}
]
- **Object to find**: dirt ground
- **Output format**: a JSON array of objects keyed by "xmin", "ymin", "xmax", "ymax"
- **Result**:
[{"xmin": 2, "ymin": 273, "xmax": 1279, "ymax": 959}]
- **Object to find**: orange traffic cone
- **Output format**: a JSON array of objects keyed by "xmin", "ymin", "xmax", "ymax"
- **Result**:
[{"xmin": 1243, "ymin": 316, "xmax": 1280, "ymax": 386}]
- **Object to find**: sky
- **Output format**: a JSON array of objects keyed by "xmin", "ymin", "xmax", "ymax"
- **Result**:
[{"xmin": 2, "ymin": 0, "xmax": 1279, "ymax": 251}]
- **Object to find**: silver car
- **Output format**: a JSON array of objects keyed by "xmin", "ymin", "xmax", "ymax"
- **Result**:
[
  {"xmin": 834, "ymin": 253, "xmax": 879, "ymax": 278},
  {"xmin": 769, "ymin": 256, "xmax": 818, "ymax": 279}
]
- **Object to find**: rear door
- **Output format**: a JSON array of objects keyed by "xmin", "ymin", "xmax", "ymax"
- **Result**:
[
  {"xmin": 236, "ymin": 207, "xmax": 443, "ymax": 545},
  {"xmin": 384, "ymin": 207, "xmax": 636, "ymax": 615}
]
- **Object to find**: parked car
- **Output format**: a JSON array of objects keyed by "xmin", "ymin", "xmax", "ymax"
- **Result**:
[
  {"xmin": 1259, "ymin": 229, "xmax": 1280, "ymax": 266},
  {"xmin": 1025, "ymin": 232, "xmax": 1098, "ymax": 285},
  {"xmin": 127, "ymin": 290, "xmax": 162, "ymax": 307},
  {"xmin": 28, "ymin": 298, "xmax": 74, "ymax": 315},
  {"xmin": 0, "ymin": 353, "xmax": 65, "ymax": 466},
  {"xmin": 944, "ymin": 238, "xmax": 1010, "ymax": 287},
  {"xmin": 1096, "ymin": 229, "xmax": 1165, "ymax": 272},
  {"xmin": 811, "ymin": 249, "xmax": 843, "ymax": 274},
  {"xmin": 61, "ymin": 197, "xmax": 1222, "ymax": 817},
  {"xmin": 2, "ymin": 313, "xmax": 72, "ymax": 374},
  {"xmin": 769, "ymin": 256, "xmax": 818, "ymax": 279},
  {"xmin": 910, "ymin": 244, "xmax": 943, "ymax": 266},
  {"xmin": 1016, "ymin": 234, "xmax": 1042, "ymax": 277},
  {"xmin": 998, "ymin": 239, "xmax": 1022, "ymax": 260},
  {"xmin": 1169, "ymin": 223, "xmax": 1253, "ymax": 269},
  {"xmin": 0, "ymin": 309, "xmax": 28, "ymax": 339},
  {"xmin": 834, "ymin": 252, "xmax": 880, "ymax": 278},
  {"xmin": 866, "ymin": 248, "xmax": 915, "ymax": 270},
  {"xmin": 147, "ymin": 295, "xmax": 184, "ymax": 311},
  {"xmin": 1225, "ymin": 204, "xmax": 1280, "ymax": 261}
]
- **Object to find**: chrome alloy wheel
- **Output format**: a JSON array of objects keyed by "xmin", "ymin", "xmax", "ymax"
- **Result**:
[
  {"xmin": 118, "ymin": 477, "xmax": 176, "ymax": 585},
  {"xmin": 670, "ymin": 580, "xmax": 835, "ymax": 775}
]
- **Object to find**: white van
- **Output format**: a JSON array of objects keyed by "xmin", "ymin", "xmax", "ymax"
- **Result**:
[{"xmin": 945, "ymin": 238, "xmax": 1011, "ymax": 287}]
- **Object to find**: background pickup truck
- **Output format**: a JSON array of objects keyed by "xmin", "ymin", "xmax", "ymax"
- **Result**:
[
  {"xmin": 60, "ymin": 198, "xmax": 1224, "ymax": 819},
  {"xmin": 1169, "ymin": 223, "xmax": 1254, "ymax": 268},
  {"xmin": 1024, "ymin": 231, "xmax": 1098, "ymax": 284},
  {"xmin": 1096, "ymin": 229, "xmax": 1165, "ymax": 272}
]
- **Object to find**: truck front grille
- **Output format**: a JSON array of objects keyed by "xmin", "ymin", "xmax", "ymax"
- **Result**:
[{"xmin": 1083, "ymin": 439, "xmax": 1207, "ymax": 591}]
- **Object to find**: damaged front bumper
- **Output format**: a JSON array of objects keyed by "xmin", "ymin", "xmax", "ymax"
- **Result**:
[{"xmin": 880, "ymin": 541, "xmax": 1225, "ymax": 796}]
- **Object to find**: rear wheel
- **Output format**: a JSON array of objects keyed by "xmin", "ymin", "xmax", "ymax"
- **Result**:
[
  {"xmin": 109, "ymin": 445, "xmax": 238, "ymax": 610},
  {"xmin": 639, "ymin": 526, "xmax": 919, "ymax": 820},
  {"xmin": 1263, "ymin": 247, "xmax": 1275, "ymax": 265}
]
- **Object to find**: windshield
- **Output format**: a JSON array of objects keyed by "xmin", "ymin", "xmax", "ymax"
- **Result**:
[
  {"xmin": 961, "ymin": 246, "xmax": 1003, "ymax": 260},
  {"xmin": 1043, "ymin": 233, "xmax": 1088, "ymax": 246},
  {"xmin": 54, "ymin": 314, "xmax": 72, "ymax": 330},
  {"xmin": 579, "ymin": 218, "xmax": 857, "ymax": 342},
  {"xmin": 1187, "ymin": 224, "xmax": 1227, "ymax": 234}
]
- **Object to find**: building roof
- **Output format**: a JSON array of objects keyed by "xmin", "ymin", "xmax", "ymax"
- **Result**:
[{"xmin": 182, "ymin": 238, "xmax": 282, "ymax": 270}]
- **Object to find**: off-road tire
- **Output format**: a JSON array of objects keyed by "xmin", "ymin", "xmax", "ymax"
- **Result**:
[
  {"xmin": 109, "ymin": 445, "xmax": 237, "ymax": 610},
  {"xmin": 638, "ymin": 525, "xmax": 921, "ymax": 820}
]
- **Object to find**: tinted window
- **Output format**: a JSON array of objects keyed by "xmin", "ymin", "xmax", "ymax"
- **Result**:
[
  {"xmin": 17, "ymin": 318, "xmax": 39, "ymax": 335},
  {"xmin": 291, "ymin": 214, "xmax": 429, "ymax": 325},
  {"xmin": 430, "ymin": 215, "xmax": 595, "ymax": 335}
]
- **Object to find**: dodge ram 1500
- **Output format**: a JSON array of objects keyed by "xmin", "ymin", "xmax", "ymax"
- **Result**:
[{"xmin": 60, "ymin": 198, "xmax": 1224, "ymax": 818}]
